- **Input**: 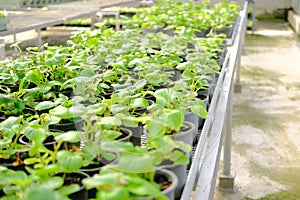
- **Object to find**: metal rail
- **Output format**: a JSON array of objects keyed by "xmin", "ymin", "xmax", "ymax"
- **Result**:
[{"xmin": 180, "ymin": 1, "xmax": 248, "ymax": 199}]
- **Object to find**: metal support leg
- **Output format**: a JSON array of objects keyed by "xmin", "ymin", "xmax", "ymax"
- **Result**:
[
  {"xmin": 96, "ymin": 10, "xmax": 120, "ymax": 31},
  {"xmin": 249, "ymin": 0, "xmax": 256, "ymax": 33},
  {"xmin": 115, "ymin": 12, "xmax": 120, "ymax": 31},
  {"xmin": 91, "ymin": 16, "xmax": 97, "ymax": 30},
  {"xmin": 219, "ymin": 81, "xmax": 235, "ymax": 191},
  {"xmin": 0, "ymin": 38, "xmax": 5, "ymax": 60},
  {"xmin": 234, "ymin": 56, "xmax": 242, "ymax": 93},
  {"xmin": 234, "ymin": 3, "xmax": 247, "ymax": 93},
  {"xmin": 36, "ymin": 28, "xmax": 42, "ymax": 48},
  {"xmin": 12, "ymin": 34, "xmax": 19, "ymax": 58}
]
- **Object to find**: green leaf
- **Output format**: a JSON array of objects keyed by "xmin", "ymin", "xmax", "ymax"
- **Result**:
[
  {"xmin": 25, "ymin": 68, "xmax": 43, "ymax": 84},
  {"xmin": 32, "ymin": 164, "xmax": 59, "ymax": 176},
  {"xmin": 83, "ymin": 172, "xmax": 119, "ymax": 188},
  {"xmin": 182, "ymin": 69, "xmax": 194, "ymax": 79},
  {"xmin": 99, "ymin": 116, "xmax": 122, "ymax": 128},
  {"xmin": 50, "ymin": 105, "xmax": 87, "ymax": 119},
  {"xmin": 57, "ymin": 184, "xmax": 80, "ymax": 196},
  {"xmin": 131, "ymin": 79, "xmax": 147, "ymax": 91},
  {"xmin": 145, "ymin": 119, "xmax": 165, "ymax": 139},
  {"xmin": 0, "ymin": 195, "xmax": 20, "ymax": 200},
  {"xmin": 49, "ymin": 106, "xmax": 69, "ymax": 118},
  {"xmin": 164, "ymin": 109, "xmax": 183, "ymax": 132},
  {"xmin": 168, "ymin": 149, "xmax": 189, "ymax": 165},
  {"xmin": 57, "ymin": 150, "xmax": 83, "ymax": 173},
  {"xmin": 39, "ymin": 177, "xmax": 63, "ymax": 190},
  {"xmin": 35, "ymin": 101, "xmax": 57, "ymax": 111},
  {"xmin": 101, "ymin": 141, "xmax": 134, "ymax": 153},
  {"xmin": 0, "ymin": 116, "xmax": 22, "ymax": 130},
  {"xmin": 45, "ymin": 54, "xmax": 63, "ymax": 66},
  {"xmin": 55, "ymin": 131, "xmax": 84, "ymax": 143},
  {"xmin": 191, "ymin": 104, "xmax": 208, "ymax": 119},
  {"xmin": 24, "ymin": 186, "xmax": 66, "ymax": 200},
  {"xmin": 129, "ymin": 98, "xmax": 148, "ymax": 108},
  {"xmin": 24, "ymin": 158, "xmax": 41, "ymax": 165},
  {"xmin": 100, "ymin": 130, "xmax": 122, "ymax": 141},
  {"xmin": 118, "ymin": 152, "xmax": 154, "ymax": 173},
  {"xmin": 126, "ymin": 175, "xmax": 164, "ymax": 198},
  {"xmin": 97, "ymin": 186, "xmax": 129, "ymax": 200},
  {"xmin": 154, "ymin": 89, "xmax": 170, "ymax": 107}
]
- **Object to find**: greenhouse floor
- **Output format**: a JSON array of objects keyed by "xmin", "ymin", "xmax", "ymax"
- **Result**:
[{"xmin": 215, "ymin": 20, "xmax": 300, "ymax": 199}]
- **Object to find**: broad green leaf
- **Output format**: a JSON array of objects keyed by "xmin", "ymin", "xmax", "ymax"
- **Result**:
[
  {"xmin": 100, "ymin": 140, "xmax": 134, "ymax": 153},
  {"xmin": 126, "ymin": 175, "xmax": 163, "ymax": 197},
  {"xmin": 24, "ymin": 186, "xmax": 66, "ymax": 200},
  {"xmin": 97, "ymin": 186, "xmax": 129, "ymax": 200},
  {"xmin": 55, "ymin": 131, "xmax": 84, "ymax": 143},
  {"xmin": 39, "ymin": 177, "xmax": 63, "ymax": 190},
  {"xmin": 168, "ymin": 150, "xmax": 189, "ymax": 165},
  {"xmin": 0, "ymin": 116, "xmax": 22, "ymax": 130},
  {"xmin": 182, "ymin": 69, "xmax": 194, "ymax": 79},
  {"xmin": 24, "ymin": 158, "xmax": 41, "ymax": 165},
  {"xmin": 191, "ymin": 104, "xmax": 208, "ymax": 119},
  {"xmin": 154, "ymin": 89, "xmax": 169, "ymax": 107},
  {"xmin": 145, "ymin": 120, "xmax": 165, "ymax": 139},
  {"xmin": 118, "ymin": 152, "xmax": 154, "ymax": 173},
  {"xmin": 164, "ymin": 109, "xmax": 183, "ymax": 132},
  {"xmin": 35, "ymin": 101, "xmax": 57, "ymax": 111},
  {"xmin": 82, "ymin": 172, "xmax": 119, "ymax": 188},
  {"xmin": 57, "ymin": 184, "xmax": 80, "ymax": 196},
  {"xmin": 100, "ymin": 130, "xmax": 122, "ymax": 141},
  {"xmin": 129, "ymin": 98, "xmax": 148, "ymax": 108},
  {"xmin": 25, "ymin": 68, "xmax": 43, "ymax": 84},
  {"xmin": 49, "ymin": 106, "xmax": 69, "ymax": 119},
  {"xmin": 57, "ymin": 150, "xmax": 83, "ymax": 172},
  {"xmin": 45, "ymin": 54, "xmax": 63, "ymax": 66},
  {"xmin": 0, "ymin": 195, "xmax": 20, "ymax": 200},
  {"xmin": 99, "ymin": 116, "xmax": 122, "ymax": 128},
  {"xmin": 131, "ymin": 79, "xmax": 147, "ymax": 91}
]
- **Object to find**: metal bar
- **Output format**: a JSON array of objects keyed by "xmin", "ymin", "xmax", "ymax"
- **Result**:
[
  {"xmin": 223, "ymin": 79, "xmax": 233, "ymax": 176},
  {"xmin": 116, "ymin": 12, "xmax": 120, "ymax": 31},
  {"xmin": 180, "ymin": 50, "xmax": 231, "ymax": 200},
  {"xmin": 0, "ymin": 38, "xmax": 5, "ymax": 60},
  {"xmin": 186, "ymin": 2, "xmax": 248, "ymax": 199},
  {"xmin": 13, "ymin": 34, "xmax": 18, "ymax": 57},
  {"xmin": 36, "ymin": 28, "xmax": 42, "ymax": 48}
]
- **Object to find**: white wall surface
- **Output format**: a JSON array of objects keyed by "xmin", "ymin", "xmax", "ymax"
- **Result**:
[{"xmin": 208, "ymin": 0, "xmax": 292, "ymax": 16}]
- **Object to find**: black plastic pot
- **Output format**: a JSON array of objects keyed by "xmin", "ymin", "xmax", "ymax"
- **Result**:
[
  {"xmin": 195, "ymin": 28, "xmax": 210, "ymax": 38},
  {"xmin": 79, "ymin": 152, "xmax": 119, "ymax": 198},
  {"xmin": 0, "ymin": 150, "xmax": 30, "ymax": 172},
  {"xmin": 19, "ymin": 134, "xmax": 59, "ymax": 151},
  {"xmin": 155, "ymin": 169, "xmax": 178, "ymax": 200},
  {"xmin": 57, "ymin": 171, "xmax": 89, "ymax": 200},
  {"xmin": 49, "ymin": 119, "xmax": 84, "ymax": 132}
]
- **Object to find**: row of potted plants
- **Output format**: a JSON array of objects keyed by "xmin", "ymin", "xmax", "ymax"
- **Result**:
[
  {"xmin": 100, "ymin": 0, "xmax": 239, "ymax": 38},
  {"xmin": 0, "ymin": 0, "xmax": 240, "ymax": 199}
]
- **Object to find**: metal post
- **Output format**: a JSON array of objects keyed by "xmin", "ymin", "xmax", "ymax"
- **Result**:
[
  {"xmin": 249, "ymin": 0, "xmax": 256, "ymax": 33},
  {"xmin": 234, "ymin": 1, "xmax": 248, "ymax": 93},
  {"xmin": 115, "ymin": 12, "xmax": 120, "ymax": 31},
  {"xmin": 219, "ymin": 79, "xmax": 235, "ymax": 191},
  {"xmin": 36, "ymin": 28, "xmax": 42, "ymax": 48},
  {"xmin": 0, "ymin": 38, "xmax": 5, "ymax": 60},
  {"xmin": 12, "ymin": 34, "xmax": 19, "ymax": 58},
  {"xmin": 91, "ymin": 16, "xmax": 96, "ymax": 30},
  {"xmin": 234, "ymin": 55, "xmax": 242, "ymax": 93}
]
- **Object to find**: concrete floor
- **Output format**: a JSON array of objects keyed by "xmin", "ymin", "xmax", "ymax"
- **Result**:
[{"xmin": 215, "ymin": 21, "xmax": 300, "ymax": 199}]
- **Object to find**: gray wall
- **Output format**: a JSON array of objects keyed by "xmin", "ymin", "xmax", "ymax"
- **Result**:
[{"xmin": 208, "ymin": 0, "xmax": 292, "ymax": 17}]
